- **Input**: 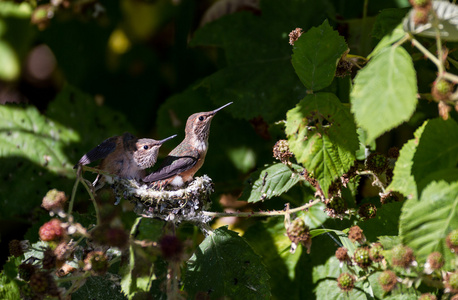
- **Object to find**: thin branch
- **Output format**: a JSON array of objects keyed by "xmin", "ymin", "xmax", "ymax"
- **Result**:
[
  {"xmin": 80, "ymin": 178, "xmax": 101, "ymax": 225},
  {"xmin": 410, "ymin": 37, "xmax": 441, "ymax": 68},
  {"xmin": 202, "ymin": 199, "xmax": 321, "ymax": 218}
]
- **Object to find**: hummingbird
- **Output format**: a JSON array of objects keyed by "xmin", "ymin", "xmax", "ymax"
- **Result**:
[
  {"xmin": 74, "ymin": 132, "xmax": 177, "ymax": 186},
  {"xmin": 143, "ymin": 102, "xmax": 233, "ymax": 188}
]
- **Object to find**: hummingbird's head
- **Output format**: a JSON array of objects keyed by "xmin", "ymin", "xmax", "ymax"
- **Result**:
[
  {"xmin": 185, "ymin": 102, "xmax": 233, "ymax": 141},
  {"xmin": 132, "ymin": 135, "xmax": 177, "ymax": 168}
]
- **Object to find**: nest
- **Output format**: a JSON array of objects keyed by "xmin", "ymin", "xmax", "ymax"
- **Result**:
[{"xmin": 111, "ymin": 175, "xmax": 214, "ymax": 225}]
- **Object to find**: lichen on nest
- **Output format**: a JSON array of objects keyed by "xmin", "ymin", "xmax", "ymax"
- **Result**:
[{"xmin": 111, "ymin": 175, "xmax": 214, "ymax": 225}]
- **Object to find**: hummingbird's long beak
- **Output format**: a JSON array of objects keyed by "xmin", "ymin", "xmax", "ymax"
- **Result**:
[
  {"xmin": 158, "ymin": 134, "xmax": 177, "ymax": 144},
  {"xmin": 211, "ymin": 102, "xmax": 233, "ymax": 114}
]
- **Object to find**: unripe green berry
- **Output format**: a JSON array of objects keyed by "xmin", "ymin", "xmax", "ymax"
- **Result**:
[
  {"xmin": 326, "ymin": 197, "xmax": 347, "ymax": 215},
  {"xmin": 446, "ymin": 229, "xmax": 458, "ymax": 253},
  {"xmin": 419, "ymin": 293, "xmax": 437, "ymax": 300},
  {"xmin": 445, "ymin": 271, "xmax": 458, "ymax": 293},
  {"xmin": 354, "ymin": 247, "xmax": 371, "ymax": 268},
  {"xmin": 369, "ymin": 243, "xmax": 384, "ymax": 262},
  {"xmin": 337, "ymin": 273, "xmax": 355, "ymax": 292},
  {"xmin": 378, "ymin": 270, "xmax": 397, "ymax": 292},
  {"xmin": 432, "ymin": 79, "xmax": 454, "ymax": 101},
  {"xmin": 365, "ymin": 153, "xmax": 388, "ymax": 174},
  {"xmin": 426, "ymin": 252, "xmax": 444, "ymax": 270},
  {"xmin": 391, "ymin": 245, "xmax": 415, "ymax": 268}
]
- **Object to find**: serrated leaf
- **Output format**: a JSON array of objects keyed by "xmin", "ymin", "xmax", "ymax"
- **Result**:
[
  {"xmin": 0, "ymin": 104, "xmax": 79, "ymax": 218},
  {"xmin": 412, "ymin": 118, "xmax": 458, "ymax": 194},
  {"xmin": 387, "ymin": 122, "xmax": 426, "ymax": 199},
  {"xmin": 286, "ymin": 93, "xmax": 358, "ymax": 197},
  {"xmin": 184, "ymin": 226, "xmax": 270, "ymax": 299},
  {"xmin": 241, "ymin": 163, "xmax": 304, "ymax": 203},
  {"xmin": 291, "ymin": 19, "xmax": 348, "ymax": 91},
  {"xmin": 351, "ymin": 46, "xmax": 417, "ymax": 143},
  {"xmin": 400, "ymin": 180, "xmax": 458, "ymax": 262}
]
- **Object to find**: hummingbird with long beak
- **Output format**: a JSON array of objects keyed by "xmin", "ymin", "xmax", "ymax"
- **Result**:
[
  {"xmin": 74, "ymin": 132, "xmax": 176, "ymax": 186},
  {"xmin": 143, "ymin": 102, "xmax": 233, "ymax": 188}
]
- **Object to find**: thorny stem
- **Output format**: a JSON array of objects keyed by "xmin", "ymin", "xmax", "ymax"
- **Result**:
[{"xmin": 202, "ymin": 199, "xmax": 321, "ymax": 218}]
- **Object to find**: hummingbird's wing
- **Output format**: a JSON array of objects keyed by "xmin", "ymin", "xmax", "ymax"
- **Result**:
[
  {"xmin": 142, "ymin": 155, "xmax": 198, "ymax": 182},
  {"xmin": 74, "ymin": 137, "xmax": 118, "ymax": 169}
]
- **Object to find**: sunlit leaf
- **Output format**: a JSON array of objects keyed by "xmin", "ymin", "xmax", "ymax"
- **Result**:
[
  {"xmin": 286, "ymin": 93, "xmax": 358, "ymax": 197},
  {"xmin": 241, "ymin": 163, "xmax": 304, "ymax": 203},
  {"xmin": 400, "ymin": 180, "xmax": 458, "ymax": 262},
  {"xmin": 291, "ymin": 19, "xmax": 347, "ymax": 91},
  {"xmin": 351, "ymin": 46, "xmax": 417, "ymax": 143}
]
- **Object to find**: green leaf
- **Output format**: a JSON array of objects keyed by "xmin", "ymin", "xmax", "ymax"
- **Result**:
[
  {"xmin": 291, "ymin": 19, "xmax": 348, "ymax": 91},
  {"xmin": 241, "ymin": 163, "xmax": 304, "ymax": 203},
  {"xmin": 360, "ymin": 201, "xmax": 403, "ymax": 242},
  {"xmin": 312, "ymin": 256, "xmax": 384, "ymax": 299},
  {"xmin": 243, "ymin": 217, "xmax": 302, "ymax": 299},
  {"xmin": 400, "ymin": 180, "xmax": 458, "ymax": 262},
  {"xmin": 369, "ymin": 24, "xmax": 406, "ymax": 59},
  {"xmin": 372, "ymin": 8, "xmax": 410, "ymax": 40},
  {"xmin": 351, "ymin": 46, "xmax": 417, "ymax": 143},
  {"xmin": 356, "ymin": 127, "xmax": 376, "ymax": 158},
  {"xmin": 389, "ymin": 118, "xmax": 458, "ymax": 198},
  {"xmin": 387, "ymin": 122, "xmax": 426, "ymax": 199},
  {"xmin": 0, "ymin": 84, "xmax": 133, "ymax": 219},
  {"xmin": 0, "ymin": 275, "xmax": 20, "ymax": 300},
  {"xmin": 286, "ymin": 93, "xmax": 358, "ymax": 197},
  {"xmin": 377, "ymin": 235, "xmax": 401, "ymax": 250},
  {"xmin": 301, "ymin": 202, "xmax": 328, "ymax": 229},
  {"xmin": 412, "ymin": 118, "xmax": 458, "ymax": 194},
  {"xmin": 184, "ymin": 226, "xmax": 270, "ymax": 299},
  {"xmin": 0, "ymin": 104, "xmax": 79, "ymax": 218}
]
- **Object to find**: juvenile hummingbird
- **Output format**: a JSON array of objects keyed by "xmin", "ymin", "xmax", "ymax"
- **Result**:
[
  {"xmin": 142, "ymin": 102, "xmax": 233, "ymax": 188},
  {"xmin": 74, "ymin": 132, "xmax": 177, "ymax": 186}
]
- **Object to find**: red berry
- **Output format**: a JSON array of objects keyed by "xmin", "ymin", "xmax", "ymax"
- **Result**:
[{"xmin": 39, "ymin": 219, "xmax": 65, "ymax": 242}]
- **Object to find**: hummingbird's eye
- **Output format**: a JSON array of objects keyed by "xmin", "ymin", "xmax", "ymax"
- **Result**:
[
  {"xmin": 143, "ymin": 145, "xmax": 149, "ymax": 150},
  {"xmin": 198, "ymin": 116, "xmax": 204, "ymax": 121}
]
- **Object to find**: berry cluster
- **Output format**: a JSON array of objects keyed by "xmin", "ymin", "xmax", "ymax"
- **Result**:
[{"xmin": 335, "ymin": 226, "xmax": 458, "ymax": 297}]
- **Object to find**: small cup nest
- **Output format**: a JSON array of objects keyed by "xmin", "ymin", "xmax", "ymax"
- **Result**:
[{"xmin": 111, "ymin": 175, "xmax": 214, "ymax": 225}]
